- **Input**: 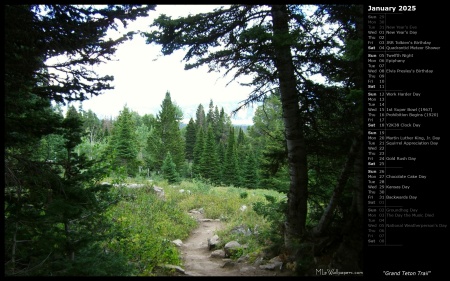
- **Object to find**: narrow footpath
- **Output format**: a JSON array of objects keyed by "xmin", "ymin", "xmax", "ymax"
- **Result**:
[{"xmin": 178, "ymin": 211, "xmax": 292, "ymax": 276}]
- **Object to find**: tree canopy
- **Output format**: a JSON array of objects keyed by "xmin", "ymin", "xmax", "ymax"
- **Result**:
[
  {"xmin": 145, "ymin": 4, "xmax": 363, "ymax": 271},
  {"xmin": 5, "ymin": 4, "xmax": 155, "ymax": 276},
  {"xmin": 5, "ymin": 4, "xmax": 364, "ymax": 275}
]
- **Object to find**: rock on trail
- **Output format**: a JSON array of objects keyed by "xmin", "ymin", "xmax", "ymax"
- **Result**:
[{"xmin": 178, "ymin": 210, "xmax": 290, "ymax": 276}]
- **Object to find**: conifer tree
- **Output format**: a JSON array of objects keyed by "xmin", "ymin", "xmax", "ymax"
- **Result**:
[
  {"xmin": 142, "ymin": 113, "xmax": 157, "ymax": 130},
  {"xmin": 216, "ymin": 107, "xmax": 227, "ymax": 143},
  {"xmin": 212, "ymin": 105, "xmax": 220, "ymax": 140},
  {"xmin": 195, "ymin": 103, "xmax": 206, "ymax": 132},
  {"xmin": 185, "ymin": 118, "xmax": 196, "ymax": 162},
  {"xmin": 108, "ymin": 105, "xmax": 139, "ymax": 176},
  {"xmin": 199, "ymin": 125, "xmax": 220, "ymax": 183},
  {"xmin": 146, "ymin": 3, "xmax": 363, "ymax": 269},
  {"xmin": 222, "ymin": 126, "xmax": 240, "ymax": 186},
  {"xmin": 153, "ymin": 91, "xmax": 185, "ymax": 173},
  {"xmin": 216, "ymin": 142, "xmax": 226, "ymax": 184},
  {"xmin": 205, "ymin": 99, "xmax": 215, "ymax": 127},
  {"xmin": 161, "ymin": 151, "xmax": 180, "ymax": 183},
  {"xmin": 237, "ymin": 127, "xmax": 246, "ymax": 147},
  {"xmin": 192, "ymin": 127, "xmax": 205, "ymax": 177},
  {"xmin": 5, "ymin": 4, "xmax": 153, "ymax": 275},
  {"xmin": 243, "ymin": 147, "xmax": 260, "ymax": 188}
]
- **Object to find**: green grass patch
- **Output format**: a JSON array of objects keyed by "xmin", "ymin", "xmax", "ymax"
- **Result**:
[{"xmin": 102, "ymin": 178, "xmax": 288, "ymax": 275}]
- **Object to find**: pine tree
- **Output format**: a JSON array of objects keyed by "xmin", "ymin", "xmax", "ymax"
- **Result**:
[
  {"xmin": 185, "ymin": 118, "xmax": 196, "ymax": 162},
  {"xmin": 108, "ymin": 105, "xmax": 139, "ymax": 176},
  {"xmin": 142, "ymin": 113, "xmax": 157, "ymax": 129},
  {"xmin": 195, "ymin": 103, "xmax": 206, "ymax": 132},
  {"xmin": 222, "ymin": 126, "xmax": 240, "ymax": 186},
  {"xmin": 5, "ymin": 4, "xmax": 153, "ymax": 275},
  {"xmin": 161, "ymin": 151, "xmax": 180, "ymax": 183},
  {"xmin": 153, "ymin": 92, "xmax": 185, "ymax": 173},
  {"xmin": 243, "ymin": 147, "xmax": 259, "ymax": 188},
  {"xmin": 216, "ymin": 142, "xmax": 226, "ymax": 184},
  {"xmin": 216, "ymin": 107, "xmax": 227, "ymax": 143},
  {"xmin": 205, "ymin": 99, "xmax": 215, "ymax": 127},
  {"xmin": 146, "ymin": 4, "xmax": 363, "ymax": 266},
  {"xmin": 192, "ymin": 128, "xmax": 205, "ymax": 177},
  {"xmin": 199, "ymin": 125, "xmax": 220, "ymax": 183},
  {"xmin": 237, "ymin": 127, "xmax": 246, "ymax": 147}
]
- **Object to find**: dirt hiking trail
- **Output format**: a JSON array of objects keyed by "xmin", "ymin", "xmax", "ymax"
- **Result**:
[{"xmin": 177, "ymin": 211, "xmax": 294, "ymax": 276}]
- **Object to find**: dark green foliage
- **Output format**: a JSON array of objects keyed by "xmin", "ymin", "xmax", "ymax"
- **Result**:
[
  {"xmin": 242, "ymin": 148, "xmax": 259, "ymax": 189},
  {"xmin": 222, "ymin": 126, "xmax": 240, "ymax": 186},
  {"xmin": 107, "ymin": 105, "xmax": 140, "ymax": 176},
  {"xmin": 217, "ymin": 107, "xmax": 229, "ymax": 143},
  {"xmin": 184, "ymin": 118, "xmax": 196, "ymax": 162},
  {"xmin": 192, "ymin": 128, "xmax": 205, "ymax": 177},
  {"xmin": 5, "ymin": 106, "xmax": 121, "ymax": 276},
  {"xmin": 4, "ymin": 3, "xmax": 364, "ymax": 275},
  {"xmin": 252, "ymin": 195, "xmax": 287, "ymax": 253},
  {"xmin": 141, "ymin": 113, "xmax": 157, "ymax": 129},
  {"xmin": 247, "ymin": 93, "xmax": 287, "ymax": 191},
  {"xmin": 216, "ymin": 142, "xmax": 226, "ymax": 183},
  {"xmin": 145, "ymin": 6, "xmax": 363, "ymax": 271},
  {"xmin": 5, "ymin": 4, "xmax": 154, "ymax": 276},
  {"xmin": 162, "ymin": 152, "xmax": 180, "ymax": 183},
  {"xmin": 199, "ymin": 126, "xmax": 220, "ymax": 183},
  {"xmin": 152, "ymin": 92, "xmax": 186, "ymax": 173},
  {"xmin": 237, "ymin": 128, "xmax": 245, "ymax": 147}
]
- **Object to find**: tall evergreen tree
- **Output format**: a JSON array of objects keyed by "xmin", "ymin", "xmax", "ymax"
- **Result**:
[
  {"xmin": 248, "ymin": 92, "xmax": 288, "ymax": 191},
  {"xmin": 145, "ymin": 4, "xmax": 363, "ymax": 269},
  {"xmin": 184, "ymin": 118, "xmax": 197, "ymax": 162},
  {"xmin": 212, "ymin": 105, "xmax": 220, "ymax": 140},
  {"xmin": 237, "ymin": 127, "xmax": 246, "ymax": 147},
  {"xmin": 216, "ymin": 141, "xmax": 226, "ymax": 184},
  {"xmin": 199, "ymin": 125, "xmax": 220, "ymax": 183},
  {"xmin": 243, "ymin": 147, "xmax": 260, "ymax": 189},
  {"xmin": 195, "ymin": 103, "xmax": 206, "ymax": 132},
  {"xmin": 222, "ymin": 126, "xmax": 240, "ymax": 186},
  {"xmin": 192, "ymin": 128, "xmax": 205, "ymax": 177},
  {"xmin": 216, "ymin": 107, "xmax": 227, "ymax": 143},
  {"xmin": 108, "ymin": 105, "xmax": 139, "ymax": 176},
  {"xmin": 145, "ymin": 5, "xmax": 309, "ymax": 246},
  {"xmin": 205, "ymin": 99, "xmax": 215, "ymax": 127},
  {"xmin": 153, "ymin": 91, "xmax": 185, "ymax": 173},
  {"xmin": 5, "ymin": 4, "xmax": 153, "ymax": 275}
]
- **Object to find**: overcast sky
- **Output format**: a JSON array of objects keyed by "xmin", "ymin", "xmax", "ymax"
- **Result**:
[{"xmin": 76, "ymin": 5, "xmax": 256, "ymax": 124}]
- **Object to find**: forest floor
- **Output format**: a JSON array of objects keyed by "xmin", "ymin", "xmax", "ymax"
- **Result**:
[{"xmin": 175, "ymin": 211, "xmax": 295, "ymax": 277}]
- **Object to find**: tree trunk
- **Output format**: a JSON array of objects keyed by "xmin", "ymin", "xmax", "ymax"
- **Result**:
[
  {"xmin": 65, "ymin": 221, "xmax": 75, "ymax": 262},
  {"xmin": 330, "ymin": 133, "xmax": 364, "ymax": 271},
  {"xmin": 313, "ymin": 131, "xmax": 363, "ymax": 236},
  {"xmin": 271, "ymin": 5, "xmax": 308, "ymax": 249}
]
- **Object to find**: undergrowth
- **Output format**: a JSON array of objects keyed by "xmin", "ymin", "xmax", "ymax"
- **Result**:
[{"xmin": 102, "ymin": 177, "xmax": 288, "ymax": 275}]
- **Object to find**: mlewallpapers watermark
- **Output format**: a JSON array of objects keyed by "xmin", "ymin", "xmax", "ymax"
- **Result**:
[{"xmin": 316, "ymin": 268, "xmax": 363, "ymax": 276}]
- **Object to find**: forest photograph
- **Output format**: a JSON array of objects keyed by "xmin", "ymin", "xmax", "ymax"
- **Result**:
[{"xmin": 4, "ymin": 4, "xmax": 363, "ymax": 276}]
